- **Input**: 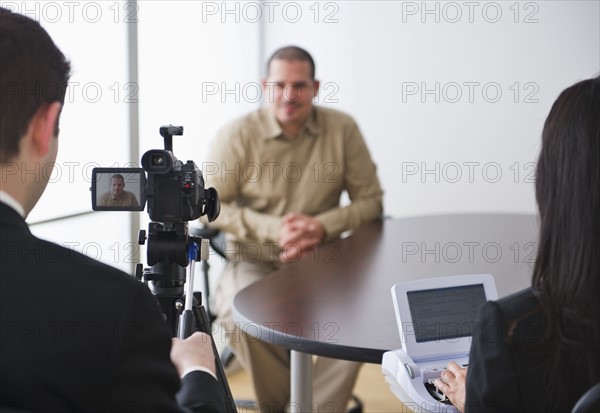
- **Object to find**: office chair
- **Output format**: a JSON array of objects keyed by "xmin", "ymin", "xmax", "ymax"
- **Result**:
[
  {"xmin": 188, "ymin": 226, "xmax": 227, "ymax": 322},
  {"xmin": 572, "ymin": 383, "xmax": 600, "ymax": 413},
  {"xmin": 188, "ymin": 226, "xmax": 236, "ymax": 368}
]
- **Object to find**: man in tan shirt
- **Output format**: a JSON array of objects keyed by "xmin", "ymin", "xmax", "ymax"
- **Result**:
[
  {"xmin": 98, "ymin": 174, "xmax": 139, "ymax": 207},
  {"xmin": 205, "ymin": 46, "xmax": 383, "ymax": 412}
]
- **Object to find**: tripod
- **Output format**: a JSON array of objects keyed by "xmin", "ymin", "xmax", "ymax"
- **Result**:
[{"xmin": 136, "ymin": 222, "xmax": 238, "ymax": 413}]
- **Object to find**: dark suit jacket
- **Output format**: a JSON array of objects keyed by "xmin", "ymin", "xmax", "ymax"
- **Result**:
[
  {"xmin": 465, "ymin": 288, "xmax": 555, "ymax": 413},
  {"xmin": 0, "ymin": 203, "xmax": 226, "ymax": 412}
]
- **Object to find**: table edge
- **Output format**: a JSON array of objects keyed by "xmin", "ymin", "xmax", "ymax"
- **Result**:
[{"xmin": 232, "ymin": 304, "xmax": 385, "ymax": 364}]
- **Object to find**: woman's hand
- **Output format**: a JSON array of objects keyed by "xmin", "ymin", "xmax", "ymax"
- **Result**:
[{"xmin": 433, "ymin": 362, "xmax": 468, "ymax": 413}]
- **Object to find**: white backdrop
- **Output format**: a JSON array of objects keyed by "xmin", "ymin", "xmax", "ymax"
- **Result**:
[
  {"xmin": 260, "ymin": 1, "xmax": 599, "ymax": 218},
  {"xmin": 16, "ymin": 0, "xmax": 600, "ymax": 272}
]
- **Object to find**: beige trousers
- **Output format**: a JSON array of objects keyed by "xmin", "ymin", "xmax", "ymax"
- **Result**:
[{"xmin": 214, "ymin": 260, "xmax": 362, "ymax": 413}]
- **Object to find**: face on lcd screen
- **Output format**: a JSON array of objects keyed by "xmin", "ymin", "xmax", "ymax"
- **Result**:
[
  {"xmin": 407, "ymin": 284, "xmax": 486, "ymax": 343},
  {"xmin": 92, "ymin": 169, "xmax": 145, "ymax": 211}
]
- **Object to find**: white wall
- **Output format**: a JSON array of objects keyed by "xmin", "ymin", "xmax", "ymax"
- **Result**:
[
  {"xmin": 137, "ymin": 0, "xmax": 261, "ymax": 162},
  {"xmin": 261, "ymin": 0, "xmax": 600, "ymax": 218},
  {"xmin": 15, "ymin": 1, "xmax": 599, "ymax": 272},
  {"xmin": 18, "ymin": 1, "xmax": 134, "ymax": 271}
]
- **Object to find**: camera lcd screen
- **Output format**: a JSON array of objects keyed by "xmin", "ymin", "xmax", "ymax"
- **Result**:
[{"xmin": 91, "ymin": 168, "xmax": 146, "ymax": 211}]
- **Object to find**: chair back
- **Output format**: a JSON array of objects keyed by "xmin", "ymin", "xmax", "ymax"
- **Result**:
[
  {"xmin": 572, "ymin": 383, "xmax": 600, "ymax": 413},
  {"xmin": 190, "ymin": 226, "xmax": 227, "ymax": 259}
]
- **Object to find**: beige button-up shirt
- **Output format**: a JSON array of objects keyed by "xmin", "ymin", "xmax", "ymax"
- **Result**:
[
  {"xmin": 98, "ymin": 191, "xmax": 139, "ymax": 207},
  {"xmin": 204, "ymin": 106, "xmax": 383, "ymax": 263}
]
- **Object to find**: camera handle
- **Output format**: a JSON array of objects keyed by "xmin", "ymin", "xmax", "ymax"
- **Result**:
[{"xmin": 181, "ymin": 239, "xmax": 238, "ymax": 413}]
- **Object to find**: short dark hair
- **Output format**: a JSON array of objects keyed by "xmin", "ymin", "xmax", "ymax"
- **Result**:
[
  {"xmin": 0, "ymin": 8, "xmax": 71, "ymax": 162},
  {"xmin": 266, "ymin": 45, "xmax": 316, "ymax": 79},
  {"xmin": 110, "ymin": 174, "xmax": 125, "ymax": 184},
  {"xmin": 532, "ymin": 75, "xmax": 600, "ymax": 410}
]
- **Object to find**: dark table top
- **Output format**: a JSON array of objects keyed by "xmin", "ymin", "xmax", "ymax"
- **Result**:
[{"xmin": 233, "ymin": 214, "xmax": 538, "ymax": 364}]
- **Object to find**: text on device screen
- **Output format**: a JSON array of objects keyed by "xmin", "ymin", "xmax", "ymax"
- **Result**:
[{"xmin": 407, "ymin": 284, "xmax": 486, "ymax": 343}]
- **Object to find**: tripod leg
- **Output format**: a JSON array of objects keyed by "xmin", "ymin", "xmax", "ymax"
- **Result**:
[{"xmin": 192, "ymin": 303, "xmax": 238, "ymax": 413}]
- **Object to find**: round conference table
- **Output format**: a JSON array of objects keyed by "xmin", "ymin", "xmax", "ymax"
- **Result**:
[{"xmin": 232, "ymin": 214, "xmax": 539, "ymax": 411}]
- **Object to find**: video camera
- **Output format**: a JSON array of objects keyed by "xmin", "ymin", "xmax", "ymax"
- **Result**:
[
  {"xmin": 90, "ymin": 124, "xmax": 220, "ymax": 312},
  {"xmin": 91, "ymin": 125, "xmax": 219, "ymax": 223}
]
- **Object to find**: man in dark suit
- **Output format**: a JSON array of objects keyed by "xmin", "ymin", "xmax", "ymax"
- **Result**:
[{"xmin": 0, "ymin": 8, "xmax": 226, "ymax": 412}]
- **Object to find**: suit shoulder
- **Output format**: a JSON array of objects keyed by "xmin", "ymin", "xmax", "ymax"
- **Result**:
[
  {"xmin": 480, "ymin": 288, "xmax": 544, "ymax": 345},
  {"xmin": 35, "ymin": 237, "xmax": 143, "ymax": 291},
  {"xmin": 495, "ymin": 287, "xmax": 539, "ymax": 323}
]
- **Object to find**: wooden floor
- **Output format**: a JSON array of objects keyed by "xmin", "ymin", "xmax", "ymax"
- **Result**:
[{"xmin": 226, "ymin": 361, "xmax": 407, "ymax": 412}]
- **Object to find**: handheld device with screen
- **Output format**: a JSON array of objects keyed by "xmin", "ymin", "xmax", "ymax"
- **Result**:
[{"xmin": 382, "ymin": 274, "xmax": 497, "ymax": 412}]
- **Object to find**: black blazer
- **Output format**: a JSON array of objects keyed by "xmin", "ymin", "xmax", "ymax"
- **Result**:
[
  {"xmin": 465, "ymin": 288, "xmax": 554, "ymax": 413},
  {"xmin": 0, "ymin": 203, "xmax": 225, "ymax": 412}
]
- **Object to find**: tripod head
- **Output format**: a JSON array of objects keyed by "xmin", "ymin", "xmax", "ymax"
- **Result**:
[{"xmin": 136, "ymin": 221, "xmax": 204, "ymax": 335}]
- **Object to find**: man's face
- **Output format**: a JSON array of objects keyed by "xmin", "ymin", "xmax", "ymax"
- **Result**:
[
  {"xmin": 110, "ymin": 177, "xmax": 125, "ymax": 197},
  {"xmin": 263, "ymin": 59, "xmax": 320, "ymax": 129}
]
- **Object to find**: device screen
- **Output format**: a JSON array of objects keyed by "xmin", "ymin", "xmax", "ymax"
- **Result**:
[
  {"xmin": 407, "ymin": 284, "xmax": 486, "ymax": 343},
  {"xmin": 91, "ymin": 168, "xmax": 146, "ymax": 211}
]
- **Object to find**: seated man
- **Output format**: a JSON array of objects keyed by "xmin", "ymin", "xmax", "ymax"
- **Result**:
[
  {"xmin": 205, "ymin": 45, "xmax": 384, "ymax": 412},
  {"xmin": 98, "ymin": 173, "xmax": 140, "ymax": 207},
  {"xmin": 0, "ymin": 8, "xmax": 225, "ymax": 412}
]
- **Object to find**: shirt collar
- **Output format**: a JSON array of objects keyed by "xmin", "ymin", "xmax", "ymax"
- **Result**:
[
  {"xmin": 261, "ymin": 106, "xmax": 321, "ymax": 140},
  {"xmin": 0, "ymin": 190, "xmax": 26, "ymax": 218},
  {"xmin": 304, "ymin": 108, "xmax": 321, "ymax": 137}
]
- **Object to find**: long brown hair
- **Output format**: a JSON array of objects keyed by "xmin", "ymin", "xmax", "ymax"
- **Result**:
[{"xmin": 533, "ymin": 76, "xmax": 600, "ymax": 410}]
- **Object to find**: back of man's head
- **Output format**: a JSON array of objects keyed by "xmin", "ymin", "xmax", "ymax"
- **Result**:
[
  {"xmin": 0, "ymin": 8, "xmax": 71, "ymax": 162},
  {"xmin": 266, "ymin": 45, "xmax": 316, "ymax": 79}
]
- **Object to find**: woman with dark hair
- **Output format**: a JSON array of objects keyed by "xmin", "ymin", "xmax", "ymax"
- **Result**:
[{"xmin": 433, "ymin": 76, "xmax": 600, "ymax": 412}]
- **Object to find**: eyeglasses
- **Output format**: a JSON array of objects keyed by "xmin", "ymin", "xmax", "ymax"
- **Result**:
[{"xmin": 267, "ymin": 81, "xmax": 315, "ymax": 91}]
